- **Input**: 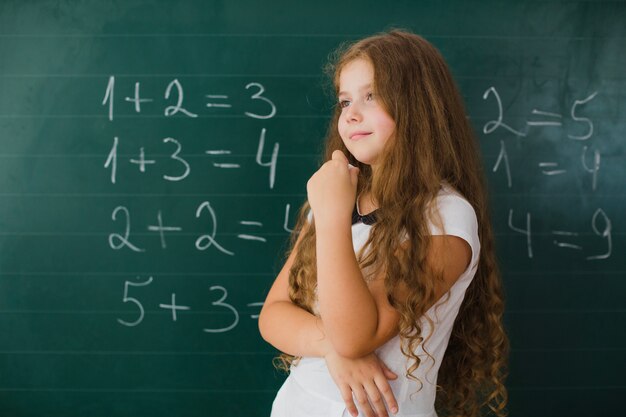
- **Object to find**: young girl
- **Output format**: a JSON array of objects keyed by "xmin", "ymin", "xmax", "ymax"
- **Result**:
[{"xmin": 258, "ymin": 29, "xmax": 508, "ymax": 417}]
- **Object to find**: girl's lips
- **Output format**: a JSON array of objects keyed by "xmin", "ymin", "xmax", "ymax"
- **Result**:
[{"xmin": 350, "ymin": 132, "xmax": 372, "ymax": 140}]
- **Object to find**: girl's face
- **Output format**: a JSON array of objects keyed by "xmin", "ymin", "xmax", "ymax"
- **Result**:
[{"xmin": 337, "ymin": 58, "xmax": 396, "ymax": 173}]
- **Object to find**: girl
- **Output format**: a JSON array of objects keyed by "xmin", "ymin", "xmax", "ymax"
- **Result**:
[{"xmin": 259, "ymin": 29, "xmax": 508, "ymax": 417}]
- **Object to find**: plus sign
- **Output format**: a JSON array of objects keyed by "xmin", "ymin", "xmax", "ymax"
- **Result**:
[
  {"xmin": 130, "ymin": 147, "xmax": 156, "ymax": 173},
  {"xmin": 124, "ymin": 81, "xmax": 154, "ymax": 113},
  {"xmin": 147, "ymin": 211, "xmax": 182, "ymax": 249},
  {"xmin": 159, "ymin": 293, "xmax": 190, "ymax": 322}
]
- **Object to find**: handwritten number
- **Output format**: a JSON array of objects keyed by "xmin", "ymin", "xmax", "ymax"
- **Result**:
[
  {"xmin": 195, "ymin": 201, "xmax": 234, "ymax": 255},
  {"xmin": 492, "ymin": 140, "xmax": 512, "ymax": 188},
  {"xmin": 244, "ymin": 82, "xmax": 276, "ymax": 119},
  {"xmin": 508, "ymin": 209, "xmax": 533, "ymax": 258},
  {"xmin": 164, "ymin": 79, "xmax": 198, "ymax": 118},
  {"xmin": 581, "ymin": 145, "xmax": 601, "ymax": 191},
  {"xmin": 117, "ymin": 277, "xmax": 154, "ymax": 327},
  {"xmin": 587, "ymin": 209, "xmax": 612, "ymax": 260},
  {"xmin": 109, "ymin": 206, "xmax": 145, "ymax": 252},
  {"xmin": 255, "ymin": 128, "xmax": 279, "ymax": 189},
  {"xmin": 162, "ymin": 137, "xmax": 191, "ymax": 181},
  {"xmin": 482, "ymin": 87, "xmax": 527, "ymax": 137},
  {"xmin": 104, "ymin": 136, "xmax": 118, "ymax": 184},
  {"xmin": 102, "ymin": 75, "xmax": 115, "ymax": 121},
  {"xmin": 203, "ymin": 286, "xmax": 240, "ymax": 333},
  {"xmin": 568, "ymin": 91, "xmax": 598, "ymax": 141}
]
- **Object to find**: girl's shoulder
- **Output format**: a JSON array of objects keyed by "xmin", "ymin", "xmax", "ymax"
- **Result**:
[
  {"xmin": 427, "ymin": 184, "xmax": 480, "ymax": 260},
  {"xmin": 431, "ymin": 184, "xmax": 477, "ymax": 219}
]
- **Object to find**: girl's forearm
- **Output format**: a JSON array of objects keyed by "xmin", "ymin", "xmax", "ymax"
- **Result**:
[
  {"xmin": 315, "ymin": 218, "xmax": 379, "ymax": 357},
  {"xmin": 259, "ymin": 301, "xmax": 332, "ymax": 357}
]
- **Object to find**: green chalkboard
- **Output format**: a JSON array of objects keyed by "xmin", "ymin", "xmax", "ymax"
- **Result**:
[{"xmin": 1, "ymin": 1, "xmax": 625, "ymax": 416}]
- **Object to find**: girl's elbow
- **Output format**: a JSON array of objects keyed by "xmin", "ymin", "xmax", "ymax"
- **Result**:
[{"xmin": 257, "ymin": 307, "xmax": 271, "ymax": 342}]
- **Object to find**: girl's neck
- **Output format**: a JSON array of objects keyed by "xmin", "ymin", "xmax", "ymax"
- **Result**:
[
  {"xmin": 357, "ymin": 191, "xmax": 378, "ymax": 216},
  {"xmin": 358, "ymin": 164, "xmax": 379, "ymax": 215}
]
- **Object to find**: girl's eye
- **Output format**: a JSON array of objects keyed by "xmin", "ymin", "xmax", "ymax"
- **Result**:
[
  {"xmin": 339, "ymin": 100, "xmax": 351, "ymax": 108},
  {"xmin": 366, "ymin": 92, "xmax": 373, "ymax": 101}
]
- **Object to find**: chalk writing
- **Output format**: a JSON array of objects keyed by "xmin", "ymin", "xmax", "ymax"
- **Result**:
[
  {"xmin": 102, "ymin": 76, "xmax": 277, "ymax": 120},
  {"xmin": 508, "ymin": 208, "xmax": 612, "ymax": 260},
  {"xmin": 109, "ymin": 206, "xmax": 145, "ymax": 252},
  {"xmin": 116, "ymin": 278, "xmax": 261, "ymax": 334},
  {"xmin": 483, "ymin": 86, "xmax": 604, "ymax": 192},
  {"xmin": 117, "ymin": 276, "xmax": 154, "ymax": 327},
  {"xmin": 104, "ymin": 131, "xmax": 278, "ymax": 188},
  {"xmin": 195, "ymin": 201, "xmax": 234, "ymax": 255}
]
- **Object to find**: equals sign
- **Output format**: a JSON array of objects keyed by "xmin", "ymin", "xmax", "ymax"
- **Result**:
[
  {"xmin": 539, "ymin": 162, "xmax": 566, "ymax": 175},
  {"xmin": 205, "ymin": 94, "xmax": 232, "ymax": 108},
  {"xmin": 551, "ymin": 230, "xmax": 582, "ymax": 250},
  {"xmin": 205, "ymin": 150, "xmax": 240, "ymax": 168},
  {"xmin": 527, "ymin": 109, "xmax": 563, "ymax": 126}
]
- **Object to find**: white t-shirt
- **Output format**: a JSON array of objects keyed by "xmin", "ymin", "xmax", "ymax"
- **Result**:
[{"xmin": 270, "ymin": 185, "xmax": 480, "ymax": 417}]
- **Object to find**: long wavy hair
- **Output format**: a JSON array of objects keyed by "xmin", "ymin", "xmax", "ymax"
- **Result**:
[{"xmin": 275, "ymin": 29, "xmax": 509, "ymax": 417}]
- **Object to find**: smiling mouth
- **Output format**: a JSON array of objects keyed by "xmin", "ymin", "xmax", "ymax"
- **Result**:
[{"xmin": 350, "ymin": 132, "xmax": 372, "ymax": 140}]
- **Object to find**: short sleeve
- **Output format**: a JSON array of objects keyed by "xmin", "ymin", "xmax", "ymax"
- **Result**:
[
  {"xmin": 306, "ymin": 208, "xmax": 313, "ymax": 223},
  {"xmin": 428, "ymin": 190, "xmax": 480, "ymax": 266}
]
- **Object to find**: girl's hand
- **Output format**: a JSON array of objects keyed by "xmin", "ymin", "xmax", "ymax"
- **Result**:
[
  {"xmin": 325, "ymin": 350, "xmax": 399, "ymax": 417},
  {"xmin": 307, "ymin": 150, "xmax": 359, "ymax": 225}
]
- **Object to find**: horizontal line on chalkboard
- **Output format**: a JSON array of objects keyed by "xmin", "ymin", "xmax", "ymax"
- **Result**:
[
  {"xmin": 1, "ymin": 73, "xmax": 325, "ymax": 78},
  {"xmin": 2, "ymin": 114, "xmax": 626, "ymax": 121},
  {"xmin": 0, "ymin": 310, "xmax": 261, "ymax": 315},
  {"xmin": 503, "ymin": 270, "xmax": 626, "ymax": 275},
  {"xmin": 3, "ymin": 232, "xmax": 626, "ymax": 238},
  {"xmin": 506, "ymin": 309, "xmax": 626, "ymax": 314},
  {"xmin": 512, "ymin": 347, "xmax": 626, "ymax": 352},
  {"xmin": 0, "ymin": 350, "xmax": 276, "ymax": 355},
  {"xmin": 0, "ymin": 388, "xmax": 278, "ymax": 393},
  {"xmin": 0, "ymin": 272, "xmax": 273, "ymax": 276},
  {"xmin": 0, "ymin": 153, "xmax": 319, "ymax": 158},
  {"xmin": 0, "ymin": 152, "xmax": 624, "ymax": 159},
  {"xmin": 1, "ymin": 74, "xmax": 624, "ymax": 82},
  {"xmin": 2, "ymin": 309, "xmax": 625, "ymax": 315},
  {"xmin": 0, "ymin": 193, "xmax": 307, "ymax": 197},
  {"xmin": 1, "ymin": 193, "xmax": 624, "ymax": 198},
  {"xmin": 3, "ymin": 270, "xmax": 624, "ymax": 277},
  {"xmin": 0, "ymin": 386, "xmax": 623, "ymax": 393},
  {"xmin": 0, "ymin": 114, "xmax": 331, "ymax": 119},
  {"xmin": 0, "ymin": 33, "xmax": 624, "ymax": 40},
  {"xmin": 0, "ymin": 232, "xmax": 292, "ymax": 237},
  {"xmin": 0, "ymin": 73, "xmax": 626, "ymax": 83},
  {"xmin": 507, "ymin": 386, "xmax": 626, "ymax": 391},
  {"xmin": 0, "ymin": 347, "xmax": 622, "ymax": 355}
]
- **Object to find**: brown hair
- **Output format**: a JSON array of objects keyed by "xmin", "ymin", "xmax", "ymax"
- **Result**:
[{"xmin": 276, "ymin": 29, "xmax": 508, "ymax": 417}]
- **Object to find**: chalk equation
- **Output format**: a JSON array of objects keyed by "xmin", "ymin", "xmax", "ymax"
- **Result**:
[
  {"xmin": 508, "ymin": 208, "xmax": 612, "ymax": 260},
  {"xmin": 109, "ymin": 201, "xmax": 299, "ymax": 254},
  {"xmin": 484, "ymin": 87, "xmax": 602, "ymax": 190},
  {"xmin": 116, "ymin": 276, "xmax": 263, "ymax": 333},
  {"xmin": 103, "ymin": 128, "xmax": 279, "ymax": 189},
  {"xmin": 102, "ymin": 76, "xmax": 277, "ymax": 120},
  {"xmin": 482, "ymin": 85, "xmax": 614, "ymax": 260}
]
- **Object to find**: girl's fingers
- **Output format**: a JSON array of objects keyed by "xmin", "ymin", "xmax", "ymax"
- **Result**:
[
  {"xmin": 338, "ymin": 383, "xmax": 359, "ymax": 417},
  {"xmin": 379, "ymin": 360, "xmax": 398, "ymax": 380},
  {"xmin": 353, "ymin": 384, "xmax": 377, "ymax": 417},
  {"xmin": 332, "ymin": 149, "xmax": 348, "ymax": 162},
  {"xmin": 363, "ymin": 380, "xmax": 389, "ymax": 417},
  {"xmin": 348, "ymin": 164, "xmax": 360, "ymax": 186},
  {"xmin": 374, "ymin": 374, "xmax": 399, "ymax": 415}
]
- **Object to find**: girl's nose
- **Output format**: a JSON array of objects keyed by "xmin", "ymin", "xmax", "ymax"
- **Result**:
[{"xmin": 345, "ymin": 102, "xmax": 362, "ymax": 123}]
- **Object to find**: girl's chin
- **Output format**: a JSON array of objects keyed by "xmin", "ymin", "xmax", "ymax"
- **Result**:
[{"xmin": 350, "ymin": 155, "xmax": 375, "ymax": 166}]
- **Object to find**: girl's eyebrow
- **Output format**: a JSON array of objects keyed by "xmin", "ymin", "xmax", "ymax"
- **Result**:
[{"xmin": 338, "ymin": 83, "xmax": 372, "ymax": 96}]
